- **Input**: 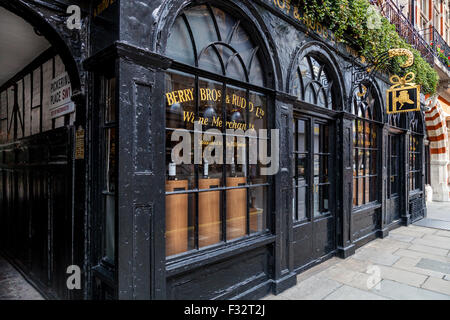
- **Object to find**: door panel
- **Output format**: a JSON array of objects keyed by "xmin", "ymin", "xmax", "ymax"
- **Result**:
[{"xmin": 293, "ymin": 116, "xmax": 336, "ymax": 271}]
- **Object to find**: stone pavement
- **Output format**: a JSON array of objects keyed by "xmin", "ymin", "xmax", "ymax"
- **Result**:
[
  {"xmin": 0, "ymin": 256, "xmax": 43, "ymax": 300},
  {"xmin": 414, "ymin": 201, "xmax": 450, "ymax": 230},
  {"xmin": 263, "ymin": 224, "xmax": 450, "ymax": 300}
]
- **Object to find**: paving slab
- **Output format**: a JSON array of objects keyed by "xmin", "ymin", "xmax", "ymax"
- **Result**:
[
  {"xmin": 395, "ymin": 248, "xmax": 450, "ymax": 263},
  {"xmin": 277, "ymin": 276, "xmax": 342, "ymax": 300},
  {"xmin": 389, "ymin": 228, "xmax": 428, "ymax": 238},
  {"xmin": 435, "ymin": 230, "xmax": 450, "ymax": 238},
  {"xmin": 387, "ymin": 233, "xmax": 415, "ymax": 243},
  {"xmin": 377, "ymin": 265, "xmax": 428, "ymax": 287},
  {"xmin": 421, "ymin": 277, "xmax": 450, "ymax": 296},
  {"xmin": 425, "ymin": 202, "xmax": 450, "ymax": 222},
  {"xmin": 405, "ymin": 225, "xmax": 437, "ymax": 234},
  {"xmin": 353, "ymin": 247, "xmax": 401, "ymax": 266},
  {"xmin": 392, "ymin": 256, "xmax": 450, "ymax": 279},
  {"xmin": 414, "ymin": 218, "xmax": 450, "ymax": 231},
  {"xmin": 370, "ymin": 279, "xmax": 450, "ymax": 300},
  {"xmin": 295, "ymin": 257, "xmax": 340, "ymax": 283},
  {"xmin": 317, "ymin": 265, "xmax": 382, "ymax": 291},
  {"xmin": 324, "ymin": 285, "xmax": 388, "ymax": 300},
  {"xmin": 407, "ymin": 244, "xmax": 449, "ymax": 257},
  {"xmin": 365, "ymin": 238, "xmax": 411, "ymax": 253},
  {"xmin": 416, "ymin": 258, "xmax": 450, "ymax": 274}
]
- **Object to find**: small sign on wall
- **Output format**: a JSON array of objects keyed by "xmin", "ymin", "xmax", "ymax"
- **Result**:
[
  {"xmin": 50, "ymin": 72, "xmax": 74, "ymax": 119},
  {"xmin": 75, "ymin": 127, "xmax": 85, "ymax": 160}
]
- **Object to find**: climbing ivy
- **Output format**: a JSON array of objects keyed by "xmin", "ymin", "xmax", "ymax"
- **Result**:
[{"xmin": 298, "ymin": 0, "xmax": 439, "ymax": 95}]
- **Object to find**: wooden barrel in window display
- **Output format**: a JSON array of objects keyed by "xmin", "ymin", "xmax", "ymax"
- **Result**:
[
  {"xmin": 165, "ymin": 179, "xmax": 188, "ymax": 256},
  {"xmin": 198, "ymin": 178, "xmax": 221, "ymax": 248},
  {"xmin": 226, "ymin": 177, "xmax": 247, "ymax": 240}
]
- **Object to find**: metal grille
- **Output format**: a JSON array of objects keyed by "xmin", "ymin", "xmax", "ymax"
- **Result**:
[{"xmin": 409, "ymin": 196, "xmax": 424, "ymax": 222}]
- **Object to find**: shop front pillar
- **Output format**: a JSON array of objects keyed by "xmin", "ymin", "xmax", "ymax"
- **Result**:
[
  {"xmin": 116, "ymin": 44, "xmax": 171, "ymax": 300},
  {"xmin": 337, "ymin": 114, "xmax": 355, "ymax": 258},
  {"xmin": 272, "ymin": 94, "xmax": 297, "ymax": 294}
]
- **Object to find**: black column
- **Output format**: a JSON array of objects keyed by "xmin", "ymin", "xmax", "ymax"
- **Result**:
[
  {"xmin": 116, "ymin": 47, "xmax": 170, "ymax": 299},
  {"xmin": 272, "ymin": 94, "xmax": 297, "ymax": 294},
  {"xmin": 337, "ymin": 114, "xmax": 355, "ymax": 258}
]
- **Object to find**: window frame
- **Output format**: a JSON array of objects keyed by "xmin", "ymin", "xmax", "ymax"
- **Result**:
[
  {"xmin": 351, "ymin": 83, "xmax": 382, "ymax": 209},
  {"xmin": 163, "ymin": 3, "xmax": 274, "ymax": 261}
]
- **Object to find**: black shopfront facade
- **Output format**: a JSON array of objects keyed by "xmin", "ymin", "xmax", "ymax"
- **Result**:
[{"xmin": 0, "ymin": 0, "xmax": 427, "ymax": 300}]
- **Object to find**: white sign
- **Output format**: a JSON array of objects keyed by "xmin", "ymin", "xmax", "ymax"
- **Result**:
[{"xmin": 50, "ymin": 72, "xmax": 74, "ymax": 119}]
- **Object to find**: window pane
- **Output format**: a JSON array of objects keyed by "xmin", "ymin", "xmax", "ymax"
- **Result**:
[
  {"xmin": 166, "ymin": 188, "xmax": 195, "ymax": 257},
  {"xmin": 364, "ymin": 176, "xmax": 369, "ymax": 203},
  {"xmin": 296, "ymin": 119, "xmax": 306, "ymax": 153},
  {"xmin": 370, "ymin": 176, "xmax": 377, "ymax": 202},
  {"xmin": 198, "ymin": 184, "xmax": 222, "ymax": 248},
  {"xmin": 297, "ymin": 186, "xmax": 307, "ymax": 221},
  {"xmin": 105, "ymin": 194, "xmax": 116, "ymax": 261},
  {"xmin": 166, "ymin": 72, "xmax": 197, "ymax": 190},
  {"xmin": 226, "ymin": 85, "xmax": 247, "ymax": 180},
  {"xmin": 105, "ymin": 77, "xmax": 116, "ymax": 123},
  {"xmin": 314, "ymin": 184, "xmax": 329, "ymax": 216},
  {"xmin": 250, "ymin": 186, "xmax": 267, "ymax": 234},
  {"xmin": 165, "ymin": 71, "xmax": 196, "ymax": 130},
  {"xmin": 185, "ymin": 5, "xmax": 218, "ymax": 56},
  {"xmin": 358, "ymin": 177, "xmax": 364, "ymax": 205},
  {"xmin": 226, "ymin": 178, "xmax": 247, "ymax": 240},
  {"xmin": 371, "ymin": 123, "xmax": 377, "ymax": 147},
  {"xmin": 370, "ymin": 150, "xmax": 377, "ymax": 175},
  {"xmin": 105, "ymin": 128, "xmax": 116, "ymax": 192},
  {"xmin": 353, "ymin": 178, "xmax": 357, "ymax": 206},
  {"xmin": 297, "ymin": 154, "xmax": 307, "ymax": 184},
  {"xmin": 166, "ymin": 15, "xmax": 196, "ymax": 65},
  {"xmin": 248, "ymin": 91, "xmax": 267, "ymax": 184}
]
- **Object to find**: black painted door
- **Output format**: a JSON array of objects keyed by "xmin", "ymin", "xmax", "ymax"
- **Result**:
[
  {"xmin": 292, "ymin": 116, "xmax": 336, "ymax": 271},
  {"xmin": 387, "ymin": 133, "xmax": 401, "ymax": 223}
]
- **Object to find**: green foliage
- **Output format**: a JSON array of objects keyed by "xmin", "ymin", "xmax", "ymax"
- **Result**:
[{"xmin": 298, "ymin": 0, "xmax": 439, "ymax": 95}]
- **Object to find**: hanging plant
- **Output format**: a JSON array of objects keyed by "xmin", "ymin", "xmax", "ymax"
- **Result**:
[{"xmin": 297, "ymin": 0, "xmax": 439, "ymax": 95}]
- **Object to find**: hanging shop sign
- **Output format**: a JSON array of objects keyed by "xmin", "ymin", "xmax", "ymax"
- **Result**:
[
  {"xmin": 50, "ymin": 72, "xmax": 74, "ymax": 119},
  {"xmin": 386, "ymin": 49, "xmax": 420, "ymax": 114}
]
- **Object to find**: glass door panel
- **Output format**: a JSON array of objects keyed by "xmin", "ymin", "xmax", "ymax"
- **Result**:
[{"xmin": 313, "ymin": 121, "xmax": 331, "ymax": 217}]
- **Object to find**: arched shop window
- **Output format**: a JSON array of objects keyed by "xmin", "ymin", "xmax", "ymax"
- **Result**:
[
  {"xmin": 291, "ymin": 54, "xmax": 335, "ymax": 109},
  {"xmin": 351, "ymin": 83, "xmax": 380, "ymax": 207},
  {"xmin": 164, "ymin": 4, "xmax": 269, "ymax": 257},
  {"xmin": 409, "ymin": 112, "xmax": 423, "ymax": 191}
]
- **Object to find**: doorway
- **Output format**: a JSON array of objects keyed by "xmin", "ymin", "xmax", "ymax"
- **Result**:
[{"xmin": 292, "ymin": 115, "xmax": 336, "ymax": 270}]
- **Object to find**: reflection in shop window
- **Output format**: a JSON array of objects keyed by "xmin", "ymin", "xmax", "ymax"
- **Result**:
[{"xmin": 164, "ymin": 4, "xmax": 269, "ymax": 257}]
